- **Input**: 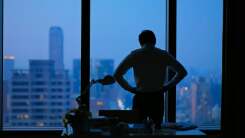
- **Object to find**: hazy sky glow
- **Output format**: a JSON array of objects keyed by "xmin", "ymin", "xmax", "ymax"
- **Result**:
[
  {"xmin": 4, "ymin": 0, "xmax": 223, "ymax": 75},
  {"xmin": 4, "ymin": 0, "xmax": 81, "ymax": 69},
  {"xmin": 177, "ymin": 0, "xmax": 223, "ymax": 75},
  {"xmin": 91, "ymin": 0, "xmax": 166, "ymax": 66}
]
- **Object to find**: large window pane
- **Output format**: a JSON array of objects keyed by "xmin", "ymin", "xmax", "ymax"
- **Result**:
[
  {"xmin": 90, "ymin": 0, "xmax": 166, "ymax": 117},
  {"xmin": 176, "ymin": 0, "xmax": 223, "ymax": 129},
  {"xmin": 3, "ymin": 0, "xmax": 81, "ymax": 129}
]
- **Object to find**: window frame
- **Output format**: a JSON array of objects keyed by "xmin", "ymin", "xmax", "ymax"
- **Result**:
[
  {"xmin": 0, "ymin": 0, "xmax": 3, "ymax": 131},
  {"xmin": 0, "ymin": 0, "xmax": 225, "ymax": 136},
  {"xmin": 165, "ymin": 0, "xmax": 177, "ymax": 123}
]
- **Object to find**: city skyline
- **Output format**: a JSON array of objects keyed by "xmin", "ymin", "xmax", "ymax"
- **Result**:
[{"xmin": 3, "ymin": 49, "xmax": 221, "ymax": 127}]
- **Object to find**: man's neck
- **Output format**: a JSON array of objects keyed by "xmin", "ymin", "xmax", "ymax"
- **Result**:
[{"xmin": 142, "ymin": 44, "xmax": 155, "ymax": 48}]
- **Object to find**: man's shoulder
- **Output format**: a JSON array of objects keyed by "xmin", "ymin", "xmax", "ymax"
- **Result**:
[
  {"xmin": 130, "ymin": 47, "xmax": 169, "ymax": 56},
  {"xmin": 154, "ymin": 47, "xmax": 168, "ymax": 54},
  {"xmin": 128, "ymin": 48, "xmax": 143, "ymax": 57},
  {"xmin": 151, "ymin": 47, "xmax": 170, "ymax": 57},
  {"xmin": 131, "ymin": 48, "xmax": 143, "ymax": 53}
]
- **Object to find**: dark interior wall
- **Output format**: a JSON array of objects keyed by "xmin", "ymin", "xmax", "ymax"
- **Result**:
[
  {"xmin": 0, "ymin": 0, "xmax": 3, "ymax": 130},
  {"xmin": 222, "ymin": 0, "xmax": 243, "ymax": 138}
]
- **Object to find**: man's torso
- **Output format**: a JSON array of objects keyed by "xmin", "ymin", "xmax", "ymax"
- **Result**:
[{"xmin": 130, "ymin": 47, "xmax": 169, "ymax": 92}]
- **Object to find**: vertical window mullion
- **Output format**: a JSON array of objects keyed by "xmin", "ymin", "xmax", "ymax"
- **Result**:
[
  {"xmin": 81, "ymin": 0, "xmax": 90, "ymax": 111},
  {"xmin": 166, "ymin": 0, "xmax": 177, "ymax": 123}
]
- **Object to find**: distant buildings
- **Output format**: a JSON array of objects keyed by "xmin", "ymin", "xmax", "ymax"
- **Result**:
[
  {"xmin": 90, "ymin": 59, "xmax": 116, "ymax": 117},
  {"xmin": 3, "ymin": 80, "xmax": 10, "ymax": 126},
  {"xmin": 6, "ymin": 26, "xmax": 71, "ymax": 128},
  {"xmin": 3, "ymin": 25, "xmax": 222, "ymax": 128},
  {"xmin": 91, "ymin": 59, "xmax": 114, "ymax": 97},
  {"xmin": 176, "ymin": 74, "xmax": 221, "ymax": 128},
  {"xmin": 8, "ymin": 60, "xmax": 71, "ymax": 127}
]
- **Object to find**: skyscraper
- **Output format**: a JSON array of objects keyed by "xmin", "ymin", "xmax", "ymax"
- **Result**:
[
  {"xmin": 73, "ymin": 59, "xmax": 81, "ymax": 94},
  {"xmin": 3, "ymin": 55, "xmax": 15, "ymax": 81},
  {"xmin": 49, "ymin": 26, "xmax": 64, "ymax": 71},
  {"xmin": 3, "ymin": 55, "xmax": 15, "ymax": 127}
]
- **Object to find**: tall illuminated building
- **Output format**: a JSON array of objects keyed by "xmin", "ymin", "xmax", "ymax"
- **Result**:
[
  {"xmin": 73, "ymin": 59, "xmax": 81, "ymax": 94},
  {"xmin": 3, "ymin": 55, "xmax": 15, "ymax": 127}
]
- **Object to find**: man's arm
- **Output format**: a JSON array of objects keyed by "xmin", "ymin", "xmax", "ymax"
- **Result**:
[
  {"xmin": 163, "ymin": 53, "xmax": 187, "ymax": 91},
  {"xmin": 113, "ymin": 53, "xmax": 137, "ymax": 94}
]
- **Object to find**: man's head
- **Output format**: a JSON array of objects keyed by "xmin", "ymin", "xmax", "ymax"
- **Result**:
[{"xmin": 138, "ymin": 30, "xmax": 156, "ymax": 47}]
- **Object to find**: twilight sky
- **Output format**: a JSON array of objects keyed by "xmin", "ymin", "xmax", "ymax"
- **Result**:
[{"xmin": 3, "ymin": 0, "xmax": 223, "ymax": 75}]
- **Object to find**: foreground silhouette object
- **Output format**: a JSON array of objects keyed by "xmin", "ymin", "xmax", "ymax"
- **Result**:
[
  {"xmin": 62, "ymin": 75, "xmax": 115, "ymax": 136},
  {"xmin": 92, "ymin": 75, "xmax": 115, "ymax": 85},
  {"xmin": 114, "ymin": 30, "xmax": 187, "ymax": 129}
]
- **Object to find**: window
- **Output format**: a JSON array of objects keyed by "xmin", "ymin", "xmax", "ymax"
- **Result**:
[
  {"xmin": 90, "ymin": 0, "xmax": 167, "ymax": 117},
  {"xmin": 1, "ymin": 0, "xmax": 223, "ymax": 132},
  {"xmin": 3, "ymin": 0, "xmax": 81, "ymax": 129},
  {"xmin": 176, "ymin": 0, "xmax": 223, "ymax": 129}
]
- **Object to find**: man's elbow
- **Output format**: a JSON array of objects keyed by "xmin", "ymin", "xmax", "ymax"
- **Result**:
[
  {"xmin": 113, "ymin": 73, "xmax": 122, "ymax": 82},
  {"xmin": 182, "ymin": 69, "xmax": 188, "ymax": 78}
]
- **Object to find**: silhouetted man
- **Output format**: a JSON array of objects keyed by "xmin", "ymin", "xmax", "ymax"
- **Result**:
[{"xmin": 113, "ymin": 30, "xmax": 187, "ymax": 129}]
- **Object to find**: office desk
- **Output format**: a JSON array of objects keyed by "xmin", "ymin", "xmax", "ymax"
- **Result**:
[
  {"xmin": 65, "ymin": 118, "xmax": 218, "ymax": 138},
  {"xmin": 72, "ymin": 128, "xmax": 209, "ymax": 138}
]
